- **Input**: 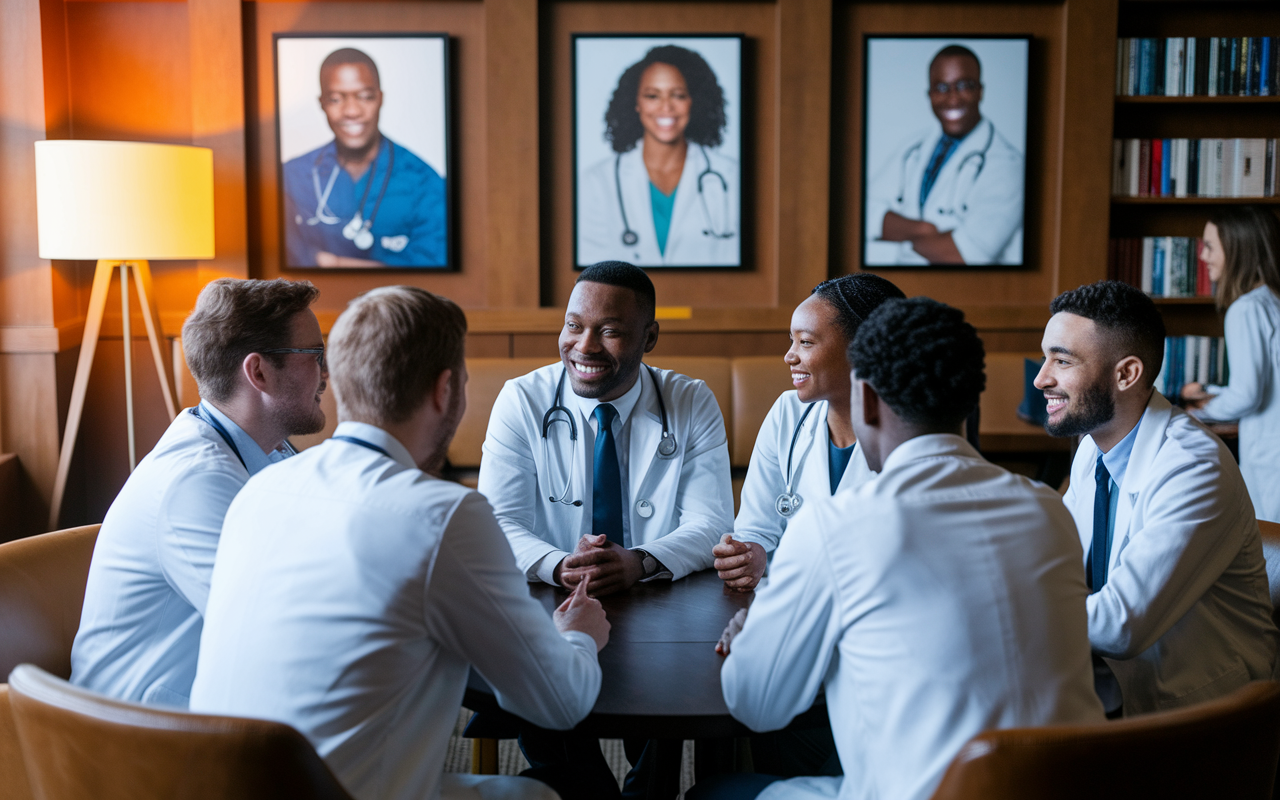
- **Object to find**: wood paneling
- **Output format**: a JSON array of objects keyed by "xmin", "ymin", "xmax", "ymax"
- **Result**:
[
  {"xmin": 246, "ymin": 0, "xmax": 491, "ymax": 311},
  {"xmin": 541, "ymin": 1, "xmax": 781, "ymax": 308}
]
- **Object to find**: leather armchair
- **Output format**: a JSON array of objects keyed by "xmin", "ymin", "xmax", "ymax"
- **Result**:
[
  {"xmin": 8, "ymin": 663, "xmax": 354, "ymax": 800},
  {"xmin": 929, "ymin": 679, "xmax": 1280, "ymax": 800},
  {"xmin": 0, "ymin": 525, "xmax": 99, "ymax": 800}
]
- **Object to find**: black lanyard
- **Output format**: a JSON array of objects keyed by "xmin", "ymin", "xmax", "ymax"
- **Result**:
[{"xmin": 332, "ymin": 434, "xmax": 393, "ymax": 460}]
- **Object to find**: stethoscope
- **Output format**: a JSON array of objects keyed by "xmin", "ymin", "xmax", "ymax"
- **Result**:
[
  {"xmin": 775, "ymin": 402, "xmax": 820, "ymax": 518},
  {"xmin": 307, "ymin": 140, "xmax": 395, "ymax": 251},
  {"xmin": 894, "ymin": 122, "xmax": 993, "ymax": 216},
  {"xmin": 332, "ymin": 434, "xmax": 393, "ymax": 459},
  {"xmin": 615, "ymin": 143, "xmax": 734, "ymax": 248},
  {"xmin": 189, "ymin": 403, "xmax": 296, "ymax": 471},
  {"xmin": 541, "ymin": 364, "xmax": 676, "ymax": 507}
]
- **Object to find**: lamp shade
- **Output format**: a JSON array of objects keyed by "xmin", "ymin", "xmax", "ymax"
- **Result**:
[{"xmin": 34, "ymin": 140, "xmax": 215, "ymax": 260}]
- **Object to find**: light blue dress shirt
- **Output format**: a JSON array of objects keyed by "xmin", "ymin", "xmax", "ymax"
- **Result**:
[{"xmin": 69, "ymin": 403, "xmax": 289, "ymax": 707}]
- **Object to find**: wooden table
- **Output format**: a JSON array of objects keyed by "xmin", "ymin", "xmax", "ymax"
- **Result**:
[{"xmin": 464, "ymin": 569, "xmax": 826, "ymax": 740}]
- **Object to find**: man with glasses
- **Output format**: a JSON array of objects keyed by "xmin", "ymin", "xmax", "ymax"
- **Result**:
[
  {"xmin": 71, "ymin": 278, "xmax": 328, "ymax": 708},
  {"xmin": 865, "ymin": 44, "xmax": 1025, "ymax": 265}
]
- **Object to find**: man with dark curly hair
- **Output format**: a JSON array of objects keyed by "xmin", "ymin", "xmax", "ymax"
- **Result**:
[
  {"xmin": 577, "ymin": 43, "xmax": 739, "ymax": 267},
  {"xmin": 1035, "ymin": 280, "xmax": 1277, "ymax": 718},
  {"xmin": 702, "ymin": 297, "xmax": 1103, "ymax": 800}
]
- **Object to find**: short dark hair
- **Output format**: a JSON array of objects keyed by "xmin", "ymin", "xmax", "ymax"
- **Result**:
[
  {"xmin": 182, "ymin": 278, "xmax": 320, "ymax": 403},
  {"xmin": 929, "ymin": 44, "xmax": 982, "ymax": 78},
  {"xmin": 319, "ymin": 48, "xmax": 381, "ymax": 90},
  {"xmin": 847, "ymin": 297, "xmax": 986, "ymax": 428},
  {"xmin": 811, "ymin": 274, "xmax": 907, "ymax": 342},
  {"xmin": 576, "ymin": 261, "xmax": 656, "ymax": 322},
  {"xmin": 1049, "ymin": 281, "xmax": 1166, "ymax": 387},
  {"xmin": 604, "ymin": 45, "xmax": 727, "ymax": 153}
]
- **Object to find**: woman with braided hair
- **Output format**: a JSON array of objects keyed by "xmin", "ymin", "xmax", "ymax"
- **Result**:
[{"xmin": 713, "ymin": 273, "xmax": 906, "ymax": 595}]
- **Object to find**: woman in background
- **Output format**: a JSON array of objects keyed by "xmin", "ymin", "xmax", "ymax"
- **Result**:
[{"xmin": 1182, "ymin": 205, "xmax": 1280, "ymax": 522}]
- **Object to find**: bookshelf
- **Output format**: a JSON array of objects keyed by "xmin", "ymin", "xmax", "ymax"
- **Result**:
[{"xmin": 1110, "ymin": 1, "xmax": 1280, "ymax": 335}]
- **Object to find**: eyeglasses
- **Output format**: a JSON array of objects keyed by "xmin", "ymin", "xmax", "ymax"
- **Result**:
[
  {"xmin": 930, "ymin": 79, "xmax": 980, "ymax": 95},
  {"xmin": 261, "ymin": 347, "xmax": 326, "ymax": 370}
]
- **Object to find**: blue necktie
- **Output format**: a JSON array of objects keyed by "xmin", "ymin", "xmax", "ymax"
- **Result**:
[
  {"xmin": 919, "ymin": 135, "xmax": 959, "ymax": 207},
  {"xmin": 1088, "ymin": 455, "xmax": 1112, "ymax": 593},
  {"xmin": 592, "ymin": 404, "xmax": 624, "ymax": 545}
]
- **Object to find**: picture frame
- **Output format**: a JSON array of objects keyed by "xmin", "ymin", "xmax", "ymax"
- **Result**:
[
  {"xmin": 274, "ymin": 33, "xmax": 454, "ymax": 270},
  {"xmin": 572, "ymin": 33, "xmax": 744, "ymax": 270},
  {"xmin": 860, "ymin": 35, "xmax": 1031, "ymax": 269}
]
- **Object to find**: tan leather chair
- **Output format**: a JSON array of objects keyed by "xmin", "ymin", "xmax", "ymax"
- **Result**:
[
  {"xmin": 9, "ymin": 663, "xmax": 354, "ymax": 800},
  {"xmin": 929, "ymin": 680, "xmax": 1280, "ymax": 800},
  {"xmin": 0, "ymin": 524, "xmax": 100, "ymax": 800},
  {"xmin": 1258, "ymin": 520, "xmax": 1280, "ymax": 627},
  {"xmin": 730, "ymin": 356, "xmax": 793, "ymax": 467}
]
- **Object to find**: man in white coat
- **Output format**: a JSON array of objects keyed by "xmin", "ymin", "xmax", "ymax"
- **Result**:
[
  {"xmin": 70, "ymin": 278, "xmax": 328, "ymax": 707},
  {"xmin": 190, "ymin": 286, "xmax": 611, "ymax": 800},
  {"xmin": 478, "ymin": 260, "xmax": 733, "ymax": 798},
  {"xmin": 1035, "ymin": 280, "xmax": 1278, "ymax": 716},
  {"xmin": 701, "ymin": 297, "xmax": 1104, "ymax": 800},
  {"xmin": 865, "ymin": 44, "xmax": 1024, "ymax": 266}
]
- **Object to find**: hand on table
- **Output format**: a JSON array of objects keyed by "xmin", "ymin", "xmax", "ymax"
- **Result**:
[
  {"xmin": 554, "ymin": 534, "xmax": 644, "ymax": 597},
  {"xmin": 553, "ymin": 576, "xmax": 610, "ymax": 652},
  {"xmin": 715, "ymin": 608, "xmax": 748, "ymax": 657},
  {"xmin": 713, "ymin": 534, "xmax": 767, "ymax": 592}
]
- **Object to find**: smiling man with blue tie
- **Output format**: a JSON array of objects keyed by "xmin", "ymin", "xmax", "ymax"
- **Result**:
[{"xmin": 1036, "ymin": 280, "xmax": 1278, "ymax": 717}]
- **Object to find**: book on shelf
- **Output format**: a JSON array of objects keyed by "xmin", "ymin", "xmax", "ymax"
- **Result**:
[
  {"xmin": 1117, "ymin": 37, "xmax": 1280, "ymax": 97},
  {"xmin": 1112, "ymin": 138, "xmax": 1279, "ymax": 198},
  {"xmin": 1107, "ymin": 235, "xmax": 1218, "ymax": 298},
  {"xmin": 1155, "ymin": 336, "xmax": 1228, "ymax": 401}
]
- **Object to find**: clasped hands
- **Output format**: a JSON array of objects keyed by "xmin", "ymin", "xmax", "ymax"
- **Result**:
[
  {"xmin": 553, "ymin": 534, "xmax": 646, "ymax": 597},
  {"xmin": 713, "ymin": 534, "xmax": 767, "ymax": 593}
]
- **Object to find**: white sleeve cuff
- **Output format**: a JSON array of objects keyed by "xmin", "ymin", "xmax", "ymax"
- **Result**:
[{"xmin": 533, "ymin": 550, "xmax": 568, "ymax": 586}]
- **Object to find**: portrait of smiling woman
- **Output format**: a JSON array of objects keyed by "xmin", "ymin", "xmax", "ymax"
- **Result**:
[{"xmin": 574, "ymin": 36, "xmax": 742, "ymax": 268}]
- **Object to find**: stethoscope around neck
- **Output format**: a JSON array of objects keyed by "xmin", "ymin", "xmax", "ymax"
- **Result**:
[
  {"xmin": 615, "ymin": 143, "xmax": 734, "ymax": 248},
  {"xmin": 775, "ymin": 402, "xmax": 820, "ymax": 518},
  {"xmin": 306, "ymin": 139, "xmax": 395, "ymax": 251},
  {"xmin": 541, "ymin": 364, "xmax": 676, "ymax": 507},
  {"xmin": 895, "ymin": 122, "xmax": 993, "ymax": 216}
]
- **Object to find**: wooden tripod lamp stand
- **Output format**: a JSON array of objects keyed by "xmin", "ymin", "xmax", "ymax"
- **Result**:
[{"xmin": 35, "ymin": 141, "xmax": 214, "ymax": 529}]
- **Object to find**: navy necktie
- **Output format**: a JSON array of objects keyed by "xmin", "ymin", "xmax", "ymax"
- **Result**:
[
  {"xmin": 592, "ymin": 404, "xmax": 624, "ymax": 545},
  {"xmin": 920, "ymin": 135, "xmax": 959, "ymax": 207},
  {"xmin": 1088, "ymin": 455, "xmax": 1112, "ymax": 593}
]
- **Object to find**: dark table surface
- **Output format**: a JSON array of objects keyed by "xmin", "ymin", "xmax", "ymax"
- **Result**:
[{"xmin": 463, "ymin": 569, "xmax": 826, "ymax": 739}]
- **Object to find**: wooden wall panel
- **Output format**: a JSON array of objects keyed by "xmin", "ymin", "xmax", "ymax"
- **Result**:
[
  {"xmin": 541, "ymin": 1, "xmax": 781, "ymax": 309},
  {"xmin": 246, "ymin": 0, "xmax": 490, "ymax": 312},
  {"xmin": 831, "ymin": 2, "xmax": 1069, "ymax": 310}
]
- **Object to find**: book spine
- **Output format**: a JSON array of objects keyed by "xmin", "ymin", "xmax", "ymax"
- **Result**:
[
  {"xmin": 1142, "ymin": 237, "xmax": 1154, "ymax": 293},
  {"xmin": 1196, "ymin": 38, "xmax": 1211, "ymax": 95},
  {"xmin": 1185, "ymin": 37, "xmax": 1197, "ymax": 96},
  {"xmin": 1142, "ymin": 39, "xmax": 1155, "ymax": 95},
  {"xmin": 1263, "ymin": 37, "xmax": 1273, "ymax": 96},
  {"xmin": 1189, "ymin": 138, "xmax": 1200, "ymax": 196},
  {"xmin": 1156, "ymin": 37, "xmax": 1167, "ymax": 95},
  {"xmin": 1154, "ymin": 238, "xmax": 1166, "ymax": 296},
  {"xmin": 1167, "ymin": 37, "xmax": 1184, "ymax": 96},
  {"xmin": 1131, "ymin": 38, "xmax": 1142, "ymax": 96},
  {"xmin": 1208, "ymin": 38, "xmax": 1221, "ymax": 96},
  {"xmin": 1116, "ymin": 39, "xmax": 1125, "ymax": 96},
  {"xmin": 1161, "ymin": 138, "xmax": 1171, "ymax": 197},
  {"xmin": 1266, "ymin": 140, "xmax": 1274, "ymax": 197},
  {"xmin": 1213, "ymin": 139, "xmax": 1224, "ymax": 198},
  {"xmin": 1251, "ymin": 37, "xmax": 1262, "ymax": 96},
  {"xmin": 1197, "ymin": 238, "xmax": 1209, "ymax": 296},
  {"xmin": 1130, "ymin": 139, "xmax": 1142, "ymax": 196},
  {"xmin": 1233, "ymin": 37, "xmax": 1244, "ymax": 96},
  {"xmin": 1140, "ymin": 139, "xmax": 1152, "ymax": 196},
  {"xmin": 1113, "ymin": 139, "xmax": 1123, "ymax": 195}
]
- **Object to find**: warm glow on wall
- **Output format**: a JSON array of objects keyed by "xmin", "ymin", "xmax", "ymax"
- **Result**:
[{"xmin": 34, "ymin": 140, "xmax": 214, "ymax": 261}]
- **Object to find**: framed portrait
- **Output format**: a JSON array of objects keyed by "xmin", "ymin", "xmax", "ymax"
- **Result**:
[
  {"xmin": 274, "ymin": 33, "xmax": 453, "ymax": 270},
  {"xmin": 861, "ymin": 35, "xmax": 1030, "ymax": 269},
  {"xmin": 572, "ymin": 34, "xmax": 743, "ymax": 270}
]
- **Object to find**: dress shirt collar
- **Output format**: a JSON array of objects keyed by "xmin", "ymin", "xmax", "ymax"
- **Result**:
[
  {"xmin": 1100, "ymin": 415, "xmax": 1142, "ymax": 491},
  {"xmin": 331, "ymin": 421, "xmax": 417, "ymax": 469},
  {"xmin": 879, "ymin": 432, "xmax": 978, "ymax": 475},
  {"xmin": 197, "ymin": 400, "xmax": 284, "ymax": 476},
  {"xmin": 568, "ymin": 367, "xmax": 645, "ymax": 430}
]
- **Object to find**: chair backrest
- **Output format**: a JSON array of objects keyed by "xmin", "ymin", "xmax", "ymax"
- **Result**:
[
  {"xmin": 448, "ymin": 358, "xmax": 553, "ymax": 470},
  {"xmin": 0, "ymin": 525, "xmax": 99, "ymax": 680},
  {"xmin": 1258, "ymin": 520, "xmax": 1280, "ymax": 626},
  {"xmin": 8, "ymin": 664, "xmax": 353, "ymax": 800},
  {"xmin": 730, "ymin": 356, "xmax": 793, "ymax": 467},
  {"xmin": 929, "ymin": 680, "xmax": 1280, "ymax": 800}
]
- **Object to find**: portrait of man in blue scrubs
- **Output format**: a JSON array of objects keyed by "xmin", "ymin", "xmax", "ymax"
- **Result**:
[{"xmin": 281, "ymin": 47, "xmax": 448, "ymax": 269}]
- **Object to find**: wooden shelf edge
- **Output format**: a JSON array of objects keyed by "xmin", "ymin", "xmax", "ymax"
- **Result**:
[
  {"xmin": 1113, "ymin": 196, "xmax": 1280, "ymax": 205},
  {"xmin": 1116, "ymin": 95, "xmax": 1280, "ymax": 104}
]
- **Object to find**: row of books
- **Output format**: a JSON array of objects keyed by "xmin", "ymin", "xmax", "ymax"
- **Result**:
[
  {"xmin": 1111, "ymin": 138, "xmax": 1280, "ymax": 198},
  {"xmin": 1156, "ymin": 336, "xmax": 1227, "ymax": 401},
  {"xmin": 1108, "ymin": 237, "xmax": 1215, "ymax": 298},
  {"xmin": 1116, "ymin": 37, "xmax": 1280, "ymax": 97}
]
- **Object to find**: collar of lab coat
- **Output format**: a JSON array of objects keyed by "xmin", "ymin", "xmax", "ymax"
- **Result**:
[
  {"xmin": 197, "ymin": 400, "xmax": 281, "ymax": 476},
  {"xmin": 879, "ymin": 432, "xmax": 980, "ymax": 475},
  {"xmin": 568, "ymin": 368, "xmax": 644, "ymax": 434},
  {"xmin": 331, "ymin": 421, "xmax": 417, "ymax": 469}
]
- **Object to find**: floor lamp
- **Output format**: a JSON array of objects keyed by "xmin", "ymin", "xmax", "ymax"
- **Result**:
[{"xmin": 35, "ymin": 141, "xmax": 215, "ymax": 529}]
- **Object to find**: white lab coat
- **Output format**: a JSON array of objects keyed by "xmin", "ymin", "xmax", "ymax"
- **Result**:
[
  {"xmin": 722, "ymin": 434, "xmax": 1104, "ymax": 800},
  {"xmin": 865, "ymin": 118, "xmax": 1024, "ymax": 265},
  {"xmin": 191, "ymin": 423, "xmax": 601, "ymax": 800},
  {"xmin": 734, "ymin": 393, "xmax": 875, "ymax": 552},
  {"xmin": 477, "ymin": 363, "xmax": 734, "ymax": 582},
  {"xmin": 577, "ymin": 145, "xmax": 739, "ymax": 267},
  {"xmin": 1063, "ymin": 391, "xmax": 1278, "ymax": 716},
  {"xmin": 1195, "ymin": 285, "xmax": 1280, "ymax": 522},
  {"xmin": 70, "ymin": 403, "xmax": 288, "ymax": 708}
]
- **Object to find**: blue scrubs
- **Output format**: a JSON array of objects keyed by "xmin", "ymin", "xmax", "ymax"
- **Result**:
[{"xmin": 282, "ymin": 136, "xmax": 447, "ymax": 268}]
